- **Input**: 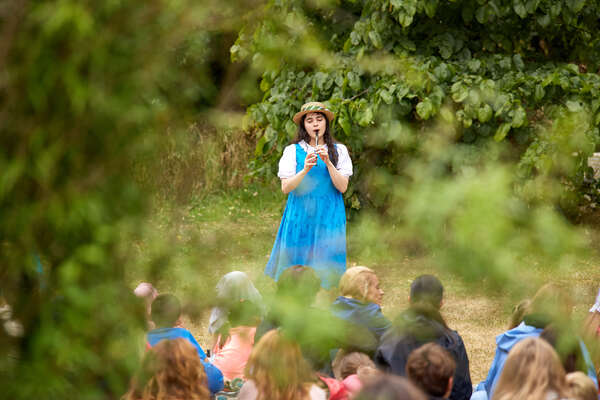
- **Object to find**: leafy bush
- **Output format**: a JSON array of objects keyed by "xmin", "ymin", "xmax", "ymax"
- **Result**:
[{"xmin": 236, "ymin": 0, "xmax": 600, "ymax": 217}]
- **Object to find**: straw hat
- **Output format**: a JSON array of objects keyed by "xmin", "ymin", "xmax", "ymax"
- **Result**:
[{"xmin": 293, "ymin": 101, "xmax": 335, "ymax": 125}]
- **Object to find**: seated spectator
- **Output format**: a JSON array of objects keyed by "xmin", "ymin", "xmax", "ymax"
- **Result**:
[
  {"xmin": 472, "ymin": 283, "xmax": 592, "ymax": 400},
  {"xmin": 566, "ymin": 371, "xmax": 598, "ymax": 400},
  {"xmin": 208, "ymin": 271, "xmax": 265, "ymax": 344},
  {"xmin": 376, "ymin": 275, "xmax": 471, "ymax": 400},
  {"xmin": 256, "ymin": 265, "xmax": 377, "ymax": 375},
  {"xmin": 238, "ymin": 329, "xmax": 326, "ymax": 400},
  {"xmin": 354, "ymin": 375, "xmax": 427, "ymax": 400},
  {"xmin": 123, "ymin": 338, "xmax": 210, "ymax": 400},
  {"xmin": 406, "ymin": 343, "xmax": 455, "ymax": 400},
  {"xmin": 211, "ymin": 299, "xmax": 262, "ymax": 381},
  {"xmin": 493, "ymin": 337, "xmax": 570, "ymax": 400},
  {"xmin": 329, "ymin": 351, "xmax": 379, "ymax": 398},
  {"xmin": 147, "ymin": 294, "xmax": 224, "ymax": 394},
  {"xmin": 331, "ymin": 266, "xmax": 391, "ymax": 341}
]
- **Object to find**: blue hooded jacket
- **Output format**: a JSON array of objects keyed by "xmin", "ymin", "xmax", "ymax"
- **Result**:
[
  {"xmin": 147, "ymin": 327, "xmax": 224, "ymax": 394},
  {"xmin": 474, "ymin": 322, "xmax": 543, "ymax": 399},
  {"xmin": 331, "ymin": 296, "xmax": 391, "ymax": 341},
  {"xmin": 472, "ymin": 321, "xmax": 598, "ymax": 400}
]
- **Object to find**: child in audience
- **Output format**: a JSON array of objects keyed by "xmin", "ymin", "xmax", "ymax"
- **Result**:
[
  {"xmin": 123, "ymin": 338, "xmax": 210, "ymax": 400},
  {"xmin": 473, "ymin": 283, "xmax": 597, "ymax": 400},
  {"xmin": 331, "ymin": 266, "xmax": 391, "ymax": 341},
  {"xmin": 354, "ymin": 375, "xmax": 427, "ymax": 400},
  {"xmin": 406, "ymin": 343, "xmax": 456, "ymax": 400},
  {"xmin": 566, "ymin": 371, "xmax": 598, "ymax": 400},
  {"xmin": 238, "ymin": 329, "xmax": 326, "ymax": 400},
  {"xmin": 493, "ymin": 337, "xmax": 570, "ymax": 400},
  {"xmin": 211, "ymin": 299, "xmax": 262, "ymax": 381},
  {"xmin": 376, "ymin": 275, "xmax": 471, "ymax": 400},
  {"xmin": 208, "ymin": 271, "xmax": 265, "ymax": 344},
  {"xmin": 330, "ymin": 351, "xmax": 379, "ymax": 398},
  {"xmin": 147, "ymin": 294, "xmax": 224, "ymax": 394}
]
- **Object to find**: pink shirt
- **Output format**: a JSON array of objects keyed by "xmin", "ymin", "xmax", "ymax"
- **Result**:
[{"xmin": 211, "ymin": 326, "xmax": 256, "ymax": 381}]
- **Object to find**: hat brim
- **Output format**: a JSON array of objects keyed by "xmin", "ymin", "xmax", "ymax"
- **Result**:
[{"xmin": 293, "ymin": 109, "xmax": 335, "ymax": 125}]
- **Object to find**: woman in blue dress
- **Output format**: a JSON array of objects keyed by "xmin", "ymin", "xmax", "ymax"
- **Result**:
[{"xmin": 265, "ymin": 102, "xmax": 353, "ymax": 289}]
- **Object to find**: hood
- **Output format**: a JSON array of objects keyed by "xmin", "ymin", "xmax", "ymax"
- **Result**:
[
  {"xmin": 332, "ymin": 296, "xmax": 382, "ymax": 319},
  {"xmin": 496, "ymin": 322, "xmax": 543, "ymax": 351}
]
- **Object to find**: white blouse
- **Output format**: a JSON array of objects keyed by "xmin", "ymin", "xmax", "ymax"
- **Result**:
[{"xmin": 277, "ymin": 141, "xmax": 353, "ymax": 179}]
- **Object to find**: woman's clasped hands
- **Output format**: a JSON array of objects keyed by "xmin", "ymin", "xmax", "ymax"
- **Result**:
[{"xmin": 303, "ymin": 151, "xmax": 318, "ymax": 173}]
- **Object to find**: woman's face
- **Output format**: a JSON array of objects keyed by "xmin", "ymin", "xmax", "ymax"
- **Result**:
[
  {"xmin": 303, "ymin": 112, "xmax": 327, "ymax": 142},
  {"xmin": 366, "ymin": 274, "xmax": 384, "ymax": 305}
]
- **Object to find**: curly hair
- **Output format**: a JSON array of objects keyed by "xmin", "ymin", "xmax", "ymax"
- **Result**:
[
  {"xmin": 123, "ymin": 338, "xmax": 210, "ymax": 400},
  {"xmin": 244, "ymin": 330, "xmax": 315, "ymax": 400}
]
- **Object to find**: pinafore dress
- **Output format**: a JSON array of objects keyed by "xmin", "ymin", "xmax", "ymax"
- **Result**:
[{"xmin": 265, "ymin": 143, "xmax": 347, "ymax": 289}]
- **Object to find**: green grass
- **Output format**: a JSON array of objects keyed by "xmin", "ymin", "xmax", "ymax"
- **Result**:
[{"xmin": 134, "ymin": 184, "xmax": 600, "ymax": 383}]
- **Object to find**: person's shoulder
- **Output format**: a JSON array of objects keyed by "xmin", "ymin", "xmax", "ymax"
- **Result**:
[{"xmin": 334, "ymin": 142, "xmax": 349, "ymax": 151}]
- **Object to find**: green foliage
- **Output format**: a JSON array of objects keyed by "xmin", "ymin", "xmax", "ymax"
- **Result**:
[
  {"xmin": 0, "ymin": 0, "xmax": 250, "ymax": 398},
  {"xmin": 237, "ymin": 0, "xmax": 600, "ymax": 217}
]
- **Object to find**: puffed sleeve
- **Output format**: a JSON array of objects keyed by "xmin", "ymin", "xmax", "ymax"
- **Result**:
[
  {"xmin": 335, "ymin": 144, "xmax": 353, "ymax": 177},
  {"xmin": 278, "ymin": 144, "xmax": 297, "ymax": 179}
]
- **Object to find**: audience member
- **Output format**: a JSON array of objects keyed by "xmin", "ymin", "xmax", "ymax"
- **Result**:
[
  {"xmin": 238, "ymin": 329, "xmax": 326, "ymax": 400},
  {"xmin": 406, "ymin": 343, "xmax": 456, "ymax": 400},
  {"xmin": 492, "ymin": 337, "xmax": 570, "ymax": 400},
  {"xmin": 208, "ymin": 271, "xmax": 265, "ymax": 342},
  {"xmin": 325, "ymin": 351, "xmax": 379, "ymax": 399},
  {"xmin": 211, "ymin": 299, "xmax": 261, "ymax": 381},
  {"xmin": 123, "ymin": 338, "xmax": 210, "ymax": 400},
  {"xmin": 332, "ymin": 266, "xmax": 391, "ymax": 341},
  {"xmin": 354, "ymin": 375, "xmax": 427, "ymax": 400},
  {"xmin": 147, "ymin": 294, "xmax": 224, "ymax": 394},
  {"xmin": 376, "ymin": 275, "xmax": 471, "ymax": 400},
  {"xmin": 256, "ymin": 265, "xmax": 377, "ymax": 375},
  {"xmin": 472, "ymin": 283, "xmax": 590, "ymax": 400},
  {"xmin": 566, "ymin": 371, "xmax": 598, "ymax": 400}
]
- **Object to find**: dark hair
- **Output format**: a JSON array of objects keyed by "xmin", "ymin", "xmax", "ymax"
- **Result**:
[
  {"xmin": 355, "ymin": 375, "xmax": 427, "ymax": 400},
  {"xmin": 293, "ymin": 113, "xmax": 339, "ymax": 167},
  {"xmin": 276, "ymin": 265, "xmax": 321, "ymax": 303},
  {"xmin": 410, "ymin": 275, "xmax": 443, "ymax": 307},
  {"xmin": 150, "ymin": 294, "xmax": 181, "ymax": 328},
  {"xmin": 406, "ymin": 343, "xmax": 456, "ymax": 397}
]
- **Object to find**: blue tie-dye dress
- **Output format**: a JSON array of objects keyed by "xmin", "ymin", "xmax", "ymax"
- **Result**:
[{"xmin": 265, "ymin": 143, "xmax": 347, "ymax": 289}]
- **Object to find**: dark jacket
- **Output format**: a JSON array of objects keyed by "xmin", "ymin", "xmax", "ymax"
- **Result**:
[{"xmin": 375, "ymin": 306, "xmax": 472, "ymax": 400}]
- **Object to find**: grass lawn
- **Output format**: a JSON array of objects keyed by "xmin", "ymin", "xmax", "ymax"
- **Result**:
[{"xmin": 133, "ymin": 183, "xmax": 600, "ymax": 383}]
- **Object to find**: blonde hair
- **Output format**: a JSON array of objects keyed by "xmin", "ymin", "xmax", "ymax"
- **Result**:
[
  {"xmin": 244, "ymin": 330, "xmax": 315, "ymax": 400},
  {"xmin": 493, "ymin": 337, "xmax": 569, "ymax": 400},
  {"xmin": 123, "ymin": 338, "xmax": 210, "ymax": 400},
  {"xmin": 339, "ymin": 266, "xmax": 377, "ymax": 303},
  {"xmin": 566, "ymin": 372, "xmax": 597, "ymax": 400},
  {"xmin": 508, "ymin": 299, "xmax": 531, "ymax": 330}
]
